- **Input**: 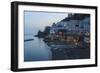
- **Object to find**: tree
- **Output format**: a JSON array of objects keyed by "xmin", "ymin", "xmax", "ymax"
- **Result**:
[
  {"xmin": 37, "ymin": 30, "xmax": 44, "ymax": 38},
  {"xmin": 43, "ymin": 26, "xmax": 50, "ymax": 35}
]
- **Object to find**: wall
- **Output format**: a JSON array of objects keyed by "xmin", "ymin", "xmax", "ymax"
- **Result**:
[{"xmin": 0, "ymin": 0, "xmax": 99, "ymax": 73}]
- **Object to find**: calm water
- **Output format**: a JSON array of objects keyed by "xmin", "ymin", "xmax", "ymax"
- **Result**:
[
  {"xmin": 24, "ymin": 35, "xmax": 90, "ymax": 62},
  {"xmin": 24, "ymin": 35, "xmax": 52, "ymax": 61}
]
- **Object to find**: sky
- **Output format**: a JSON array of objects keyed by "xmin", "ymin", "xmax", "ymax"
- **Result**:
[{"xmin": 24, "ymin": 11, "xmax": 68, "ymax": 35}]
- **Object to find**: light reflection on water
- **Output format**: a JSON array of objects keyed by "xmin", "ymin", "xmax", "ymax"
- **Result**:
[
  {"xmin": 24, "ymin": 35, "xmax": 90, "ymax": 62},
  {"xmin": 24, "ymin": 35, "xmax": 52, "ymax": 61}
]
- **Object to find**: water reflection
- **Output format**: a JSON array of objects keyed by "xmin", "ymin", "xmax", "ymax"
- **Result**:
[
  {"xmin": 24, "ymin": 35, "xmax": 52, "ymax": 61},
  {"xmin": 24, "ymin": 35, "xmax": 90, "ymax": 62}
]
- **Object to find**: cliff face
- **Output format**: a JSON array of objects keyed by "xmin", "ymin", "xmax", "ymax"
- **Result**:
[
  {"xmin": 35, "ymin": 26, "xmax": 51, "ymax": 38},
  {"xmin": 35, "ymin": 13, "xmax": 90, "ymax": 40},
  {"xmin": 62, "ymin": 14, "xmax": 90, "ymax": 21}
]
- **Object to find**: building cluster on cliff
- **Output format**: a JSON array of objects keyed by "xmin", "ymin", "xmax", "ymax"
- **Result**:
[
  {"xmin": 48, "ymin": 14, "xmax": 90, "ymax": 44},
  {"xmin": 50, "ymin": 14, "xmax": 90, "ymax": 35},
  {"xmin": 37, "ymin": 13, "xmax": 90, "ymax": 44}
]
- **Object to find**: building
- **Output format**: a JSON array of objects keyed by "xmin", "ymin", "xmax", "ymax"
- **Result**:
[{"xmin": 49, "ymin": 13, "xmax": 90, "ymax": 43}]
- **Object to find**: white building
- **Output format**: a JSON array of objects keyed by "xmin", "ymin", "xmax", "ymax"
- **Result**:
[{"xmin": 50, "ymin": 14, "xmax": 90, "ymax": 35}]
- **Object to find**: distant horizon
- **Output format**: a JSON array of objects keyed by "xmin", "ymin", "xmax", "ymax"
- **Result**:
[{"xmin": 24, "ymin": 11, "xmax": 68, "ymax": 35}]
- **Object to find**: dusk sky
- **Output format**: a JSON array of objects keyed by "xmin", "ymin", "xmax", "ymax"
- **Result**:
[{"xmin": 24, "ymin": 11, "xmax": 68, "ymax": 35}]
